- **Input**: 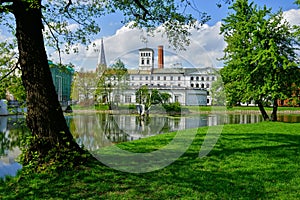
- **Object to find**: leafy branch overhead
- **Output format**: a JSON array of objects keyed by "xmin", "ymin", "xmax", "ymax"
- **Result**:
[{"xmin": 0, "ymin": 0, "xmax": 231, "ymax": 54}]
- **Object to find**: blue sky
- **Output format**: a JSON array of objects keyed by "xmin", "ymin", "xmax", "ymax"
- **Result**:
[
  {"xmin": 44, "ymin": 1, "xmax": 299, "ymax": 70},
  {"xmin": 96, "ymin": 0, "xmax": 299, "ymax": 38}
]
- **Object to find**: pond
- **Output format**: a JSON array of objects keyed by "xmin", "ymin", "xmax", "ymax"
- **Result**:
[{"xmin": 1, "ymin": 112, "xmax": 299, "ymax": 179}]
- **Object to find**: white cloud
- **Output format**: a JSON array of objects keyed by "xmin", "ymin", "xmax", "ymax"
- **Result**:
[
  {"xmin": 54, "ymin": 23, "xmax": 226, "ymax": 70},
  {"xmin": 283, "ymin": 9, "xmax": 300, "ymax": 26},
  {"xmin": 48, "ymin": 8, "xmax": 300, "ymax": 71}
]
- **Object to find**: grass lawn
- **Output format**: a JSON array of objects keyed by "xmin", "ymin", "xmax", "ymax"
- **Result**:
[
  {"xmin": 187, "ymin": 105, "xmax": 300, "ymax": 113},
  {"xmin": 1, "ymin": 122, "xmax": 300, "ymax": 199}
]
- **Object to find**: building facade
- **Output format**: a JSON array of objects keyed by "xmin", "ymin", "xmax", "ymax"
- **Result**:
[
  {"xmin": 100, "ymin": 46, "xmax": 218, "ymax": 106},
  {"xmin": 49, "ymin": 60, "xmax": 74, "ymax": 106}
]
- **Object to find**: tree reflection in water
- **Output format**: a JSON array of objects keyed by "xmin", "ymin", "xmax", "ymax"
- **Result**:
[{"xmin": 0, "ymin": 116, "xmax": 27, "ymax": 178}]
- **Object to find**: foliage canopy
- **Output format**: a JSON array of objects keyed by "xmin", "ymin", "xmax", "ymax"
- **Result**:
[{"xmin": 220, "ymin": 0, "xmax": 300, "ymax": 121}]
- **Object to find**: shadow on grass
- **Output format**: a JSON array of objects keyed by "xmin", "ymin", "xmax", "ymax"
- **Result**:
[{"xmin": 1, "ymin": 122, "xmax": 300, "ymax": 199}]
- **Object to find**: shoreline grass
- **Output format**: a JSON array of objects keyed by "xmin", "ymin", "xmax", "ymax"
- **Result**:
[{"xmin": 1, "ymin": 121, "xmax": 300, "ymax": 199}]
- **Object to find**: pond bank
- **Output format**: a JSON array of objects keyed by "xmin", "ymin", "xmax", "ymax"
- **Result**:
[{"xmin": 72, "ymin": 107, "xmax": 300, "ymax": 115}]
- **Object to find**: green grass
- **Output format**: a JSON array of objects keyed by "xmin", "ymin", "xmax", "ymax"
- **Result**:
[
  {"xmin": 186, "ymin": 105, "xmax": 300, "ymax": 113},
  {"xmin": 1, "ymin": 122, "xmax": 300, "ymax": 199}
]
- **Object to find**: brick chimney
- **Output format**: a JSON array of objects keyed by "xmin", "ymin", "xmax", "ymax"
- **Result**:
[{"xmin": 158, "ymin": 45, "xmax": 164, "ymax": 69}]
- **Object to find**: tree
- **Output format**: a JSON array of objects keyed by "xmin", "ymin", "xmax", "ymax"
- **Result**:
[
  {"xmin": 136, "ymin": 85, "xmax": 150, "ymax": 105},
  {"xmin": 210, "ymin": 70, "xmax": 226, "ymax": 106},
  {"xmin": 72, "ymin": 69, "xmax": 97, "ymax": 106},
  {"xmin": 95, "ymin": 59, "xmax": 128, "ymax": 108},
  {"xmin": 0, "ymin": 0, "xmax": 219, "ymax": 168},
  {"xmin": 220, "ymin": 0, "xmax": 300, "ymax": 121},
  {"xmin": 160, "ymin": 92, "xmax": 172, "ymax": 104},
  {"xmin": 0, "ymin": 41, "xmax": 26, "ymax": 102},
  {"xmin": 135, "ymin": 87, "xmax": 173, "ymax": 115}
]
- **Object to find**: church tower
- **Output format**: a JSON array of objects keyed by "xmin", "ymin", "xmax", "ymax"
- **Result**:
[{"xmin": 97, "ymin": 38, "xmax": 107, "ymax": 74}]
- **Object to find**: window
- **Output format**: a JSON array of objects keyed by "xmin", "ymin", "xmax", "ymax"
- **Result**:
[
  {"xmin": 175, "ymin": 96, "xmax": 179, "ymax": 102},
  {"xmin": 164, "ymin": 76, "xmax": 166, "ymax": 80},
  {"xmin": 157, "ymin": 76, "xmax": 160, "ymax": 80},
  {"xmin": 170, "ymin": 76, "xmax": 173, "ymax": 81},
  {"xmin": 191, "ymin": 84, "xmax": 194, "ymax": 87},
  {"xmin": 125, "ymin": 95, "xmax": 131, "ymax": 103},
  {"xmin": 206, "ymin": 77, "xmax": 209, "ymax": 81},
  {"xmin": 178, "ymin": 76, "xmax": 181, "ymax": 81},
  {"xmin": 196, "ymin": 83, "xmax": 199, "ymax": 88},
  {"xmin": 178, "ymin": 84, "xmax": 181, "ymax": 87},
  {"xmin": 206, "ymin": 84, "xmax": 210, "ymax": 88},
  {"xmin": 196, "ymin": 77, "xmax": 199, "ymax": 81},
  {"xmin": 201, "ymin": 84, "xmax": 204, "ymax": 88},
  {"xmin": 141, "ymin": 59, "xmax": 144, "ymax": 64},
  {"xmin": 147, "ymin": 59, "xmax": 150, "ymax": 64},
  {"xmin": 191, "ymin": 77, "xmax": 194, "ymax": 81},
  {"xmin": 131, "ymin": 76, "xmax": 134, "ymax": 80},
  {"xmin": 207, "ymin": 99, "xmax": 210, "ymax": 104},
  {"xmin": 212, "ymin": 76, "xmax": 215, "ymax": 81},
  {"xmin": 151, "ymin": 76, "xmax": 154, "ymax": 80},
  {"xmin": 140, "ymin": 76, "xmax": 142, "ymax": 80},
  {"xmin": 201, "ymin": 77, "xmax": 204, "ymax": 81},
  {"xmin": 146, "ymin": 76, "xmax": 148, "ymax": 80}
]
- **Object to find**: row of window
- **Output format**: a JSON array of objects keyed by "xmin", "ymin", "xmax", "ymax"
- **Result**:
[
  {"xmin": 191, "ymin": 83, "xmax": 210, "ymax": 89},
  {"xmin": 131, "ymin": 83, "xmax": 210, "ymax": 89},
  {"xmin": 132, "ymin": 76, "xmax": 181, "ymax": 81},
  {"xmin": 140, "ymin": 52, "xmax": 152, "ymax": 57},
  {"xmin": 131, "ymin": 75, "xmax": 216, "ymax": 81},
  {"xmin": 191, "ymin": 76, "xmax": 215, "ymax": 81},
  {"xmin": 131, "ymin": 83, "xmax": 181, "ymax": 87}
]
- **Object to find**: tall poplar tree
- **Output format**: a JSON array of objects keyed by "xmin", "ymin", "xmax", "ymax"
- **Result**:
[{"xmin": 220, "ymin": 0, "xmax": 300, "ymax": 121}]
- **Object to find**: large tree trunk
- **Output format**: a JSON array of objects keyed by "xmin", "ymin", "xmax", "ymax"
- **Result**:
[
  {"xmin": 13, "ymin": 0, "xmax": 86, "ymax": 168},
  {"xmin": 271, "ymin": 99, "xmax": 278, "ymax": 121},
  {"xmin": 257, "ymin": 100, "xmax": 269, "ymax": 121}
]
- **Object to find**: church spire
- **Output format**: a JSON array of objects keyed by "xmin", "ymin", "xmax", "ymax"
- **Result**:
[
  {"xmin": 97, "ymin": 38, "xmax": 107, "ymax": 74},
  {"xmin": 98, "ymin": 38, "xmax": 107, "ymax": 66}
]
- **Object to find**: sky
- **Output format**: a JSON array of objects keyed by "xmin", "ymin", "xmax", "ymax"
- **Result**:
[{"xmin": 11, "ymin": 1, "xmax": 300, "ymax": 71}]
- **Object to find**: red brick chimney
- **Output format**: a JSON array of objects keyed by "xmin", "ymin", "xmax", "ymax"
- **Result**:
[{"xmin": 158, "ymin": 45, "xmax": 164, "ymax": 69}]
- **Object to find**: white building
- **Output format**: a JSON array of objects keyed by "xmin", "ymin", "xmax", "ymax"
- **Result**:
[{"xmin": 98, "ymin": 45, "xmax": 218, "ymax": 106}]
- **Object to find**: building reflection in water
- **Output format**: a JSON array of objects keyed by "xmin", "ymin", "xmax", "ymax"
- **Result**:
[{"xmin": 68, "ymin": 113, "xmax": 264, "ymax": 152}]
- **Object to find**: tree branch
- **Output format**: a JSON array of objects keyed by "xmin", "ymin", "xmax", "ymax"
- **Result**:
[
  {"xmin": 133, "ymin": 0, "xmax": 149, "ymax": 20},
  {"xmin": 64, "ymin": 0, "xmax": 72, "ymax": 12},
  {"xmin": 42, "ymin": 17, "xmax": 62, "ymax": 65},
  {"xmin": 0, "ymin": 0, "xmax": 14, "ymax": 13},
  {"xmin": 0, "ymin": 60, "xmax": 20, "ymax": 83}
]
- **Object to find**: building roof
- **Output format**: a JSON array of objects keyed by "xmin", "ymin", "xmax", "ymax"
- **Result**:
[{"xmin": 139, "ymin": 47, "xmax": 154, "ymax": 52}]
